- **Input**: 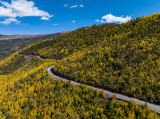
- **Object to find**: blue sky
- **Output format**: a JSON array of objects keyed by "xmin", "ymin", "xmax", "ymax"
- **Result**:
[{"xmin": 0, "ymin": 0, "xmax": 160, "ymax": 35}]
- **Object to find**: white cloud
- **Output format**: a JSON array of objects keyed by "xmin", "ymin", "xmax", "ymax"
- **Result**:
[
  {"xmin": 53, "ymin": 24, "xmax": 59, "ymax": 26},
  {"xmin": 70, "ymin": 5, "xmax": 78, "ymax": 8},
  {"xmin": 41, "ymin": 16, "xmax": 50, "ymax": 20},
  {"xmin": 0, "ymin": 0, "xmax": 53, "ymax": 24},
  {"xmin": 95, "ymin": 14, "xmax": 131, "ymax": 24},
  {"xmin": 72, "ymin": 20, "xmax": 76, "ymax": 23},
  {"xmin": 94, "ymin": 19, "xmax": 100, "ymax": 22},
  {"xmin": 0, "ymin": 6, "xmax": 15, "ymax": 17},
  {"xmin": 95, "ymin": 19, "xmax": 106, "ymax": 23},
  {"xmin": 0, "ymin": 17, "xmax": 20, "ymax": 24},
  {"xmin": 79, "ymin": 4, "xmax": 84, "ymax": 8},
  {"xmin": 70, "ymin": 4, "xmax": 84, "ymax": 8},
  {"xmin": 64, "ymin": 4, "xmax": 68, "ymax": 7},
  {"xmin": 102, "ymin": 14, "xmax": 131, "ymax": 23}
]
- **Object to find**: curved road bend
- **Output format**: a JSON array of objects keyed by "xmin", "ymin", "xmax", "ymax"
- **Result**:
[
  {"xmin": 47, "ymin": 66, "xmax": 160, "ymax": 114},
  {"xmin": 20, "ymin": 54, "xmax": 160, "ymax": 113}
]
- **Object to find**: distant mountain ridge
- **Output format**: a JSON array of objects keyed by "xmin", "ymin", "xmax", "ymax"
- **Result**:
[
  {"xmin": 0, "ymin": 31, "xmax": 70, "ymax": 40},
  {"xmin": 0, "ymin": 31, "xmax": 70, "ymax": 61}
]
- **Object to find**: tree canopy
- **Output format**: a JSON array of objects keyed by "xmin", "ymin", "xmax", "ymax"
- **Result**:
[{"xmin": 20, "ymin": 13, "xmax": 160, "ymax": 104}]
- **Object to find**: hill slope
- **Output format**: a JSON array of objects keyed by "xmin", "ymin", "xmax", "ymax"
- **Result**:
[
  {"xmin": 0, "ymin": 31, "xmax": 69, "ymax": 61},
  {"xmin": 0, "ymin": 53, "xmax": 159, "ymax": 118},
  {"xmin": 20, "ymin": 13, "xmax": 160, "ymax": 104}
]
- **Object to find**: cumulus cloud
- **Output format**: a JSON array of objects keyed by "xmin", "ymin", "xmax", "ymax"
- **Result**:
[
  {"xmin": 0, "ymin": 6, "xmax": 15, "ymax": 17},
  {"xmin": 95, "ymin": 14, "xmax": 131, "ymax": 24},
  {"xmin": 0, "ymin": 17, "xmax": 20, "ymax": 24},
  {"xmin": 0, "ymin": 0, "xmax": 53, "ymax": 24},
  {"xmin": 41, "ymin": 16, "xmax": 50, "ymax": 20},
  {"xmin": 72, "ymin": 20, "xmax": 76, "ymax": 23}
]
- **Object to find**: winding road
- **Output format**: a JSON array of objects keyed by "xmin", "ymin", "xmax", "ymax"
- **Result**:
[
  {"xmin": 47, "ymin": 67, "xmax": 160, "ymax": 114},
  {"xmin": 22, "ymin": 54, "xmax": 160, "ymax": 113}
]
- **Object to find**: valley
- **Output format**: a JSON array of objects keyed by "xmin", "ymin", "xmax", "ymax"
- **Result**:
[{"xmin": 0, "ymin": 31, "xmax": 69, "ymax": 61}]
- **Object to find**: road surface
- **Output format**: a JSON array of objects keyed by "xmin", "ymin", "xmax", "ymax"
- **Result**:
[
  {"xmin": 47, "ymin": 66, "xmax": 160, "ymax": 114},
  {"xmin": 20, "ymin": 54, "xmax": 160, "ymax": 113}
]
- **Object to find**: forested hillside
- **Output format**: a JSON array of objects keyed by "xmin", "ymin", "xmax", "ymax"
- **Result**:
[
  {"xmin": 0, "ymin": 55, "xmax": 159, "ymax": 118},
  {"xmin": 20, "ymin": 13, "xmax": 160, "ymax": 104},
  {"xmin": 0, "ymin": 54, "xmax": 25, "ymax": 75}
]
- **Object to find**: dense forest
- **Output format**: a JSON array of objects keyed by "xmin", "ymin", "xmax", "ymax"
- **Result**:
[
  {"xmin": 0, "ymin": 55, "xmax": 159, "ymax": 118},
  {"xmin": 0, "ymin": 54, "xmax": 25, "ymax": 75},
  {"xmin": 20, "ymin": 13, "xmax": 160, "ymax": 104}
]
